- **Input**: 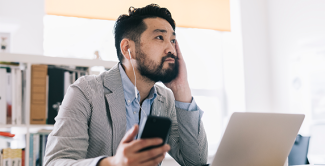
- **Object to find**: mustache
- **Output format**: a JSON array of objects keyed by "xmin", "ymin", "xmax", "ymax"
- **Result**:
[{"xmin": 162, "ymin": 53, "xmax": 179, "ymax": 62}]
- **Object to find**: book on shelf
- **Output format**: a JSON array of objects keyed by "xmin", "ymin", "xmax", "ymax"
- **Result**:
[
  {"xmin": 46, "ymin": 66, "xmax": 88, "ymax": 125},
  {"xmin": 16, "ymin": 68, "xmax": 22, "ymax": 125},
  {"xmin": 11, "ymin": 68, "xmax": 22, "ymax": 125},
  {"xmin": 64, "ymin": 71, "xmax": 72, "ymax": 95},
  {"xmin": 29, "ymin": 134, "xmax": 33, "ymax": 166},
  {"xmin": 29, "ymin": 130, "xmax": 51, "ymax": 166},
  {"xmin": 21, "ymin": 67, "xmax": 26, "ymax": 125},
  {"xmin": 0, "ymin": 68, "xmax": 7, "ymax": 125},
  {"xmin": 6, "ymin": 67, "xmax": 12, "ymax": 125},
  {"xmin": 30, "ymin": 65, "xmax": 89, "ymax": 125},
  {"xmin": 30, "ymin": 65, "xmax": 48, "ymax": 124},
  {"xmin": 32, "ymin": 134, "xmax": 39, "ymax": 166},
  {"xmin": 0, "ymin": 65, "xmax": 25, "ymax": 125},
  {"xmin": 47, "ymin": 67, "xmax": 65, "ymax": 125},
  {"xmin": 38, "ymin": 134, "xmax": 48, "ymax": 166},
  {"xmin": 0, "ymin": 148, "xmax": 24, "ymax": 166},
  {"xmin": 21, "ymin": 149, "xmax": 25, "ymax": 166},
  {"xmin": 1, "ymin": 62, "xmax": 88, "ymax": 125},
  {"xmin": 0, "ymin": 62, "xmax": 19, "ymax": 66}
]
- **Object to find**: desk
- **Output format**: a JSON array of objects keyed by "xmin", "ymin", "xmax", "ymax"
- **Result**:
[
  {"xmin": 204, "ymin": 165, "xmax": 321, "ymax": 166},
  {"xmin": 205, "ymin": 165, "xmax": 325, "ymax": 166}
]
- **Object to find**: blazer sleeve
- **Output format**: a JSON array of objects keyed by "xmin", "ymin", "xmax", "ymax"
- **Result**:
[
  {"xmin": 43, "ymin": 82, "xmax": 106, "ymax": 166},
  {"xmin": 166, "ymin": 92, "xmax": 208, "ymax": 166}
]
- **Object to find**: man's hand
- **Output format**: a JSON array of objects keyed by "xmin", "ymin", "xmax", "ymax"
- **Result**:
[
  {"xmin": 164, "ymin": 40, "xmax": 192, "ymax": 103},
  {"xmin": 98, "ymin": 125, "xmax": 170, "ymax": 166}
]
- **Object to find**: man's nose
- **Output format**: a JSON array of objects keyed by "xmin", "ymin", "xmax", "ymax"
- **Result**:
[{"xmin": 165, "ymin": 42, "xmax": 176, "ymax": 55}]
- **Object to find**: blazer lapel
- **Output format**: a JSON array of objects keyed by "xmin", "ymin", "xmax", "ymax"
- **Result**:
[
  {"xmin": 102, "ymin": 64, "xmax": 126, "ymax": 155},
  {"xmin": 151, "ymin": 87, "xmax": 167, "ymax": 117},
  {"xmin": 101, "ymin": 65, "xmax": 169, "ymax": 155}
]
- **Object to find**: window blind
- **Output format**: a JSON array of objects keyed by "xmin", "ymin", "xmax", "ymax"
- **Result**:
[{"xmin": 45, "ymin": 0, "xmax": 231, "ymax": 31}]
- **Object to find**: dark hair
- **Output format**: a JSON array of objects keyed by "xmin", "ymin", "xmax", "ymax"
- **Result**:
[{"xmin": 114, "ymin": 4, "xmax": 176, "ymax": 62}]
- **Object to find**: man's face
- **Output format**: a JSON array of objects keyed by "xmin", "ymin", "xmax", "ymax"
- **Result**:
[{"xmin": 135, "ymin": 17, "xmax": 179, "ymax": 83}]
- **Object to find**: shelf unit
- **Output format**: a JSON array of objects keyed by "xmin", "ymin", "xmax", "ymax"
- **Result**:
[{"xmin": 0, "ymin": 52, "xmax": 117, "ymax": 166}]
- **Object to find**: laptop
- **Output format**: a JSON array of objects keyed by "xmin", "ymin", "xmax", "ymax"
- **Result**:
[{"xmin": 210, "ymin": 112, "xmax": 305, "ymax": 166}]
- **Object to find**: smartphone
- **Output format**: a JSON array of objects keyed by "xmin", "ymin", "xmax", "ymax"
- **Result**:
[{"xmin": 137, "ymin": 115, "xmax": 172, "ymax": 152}]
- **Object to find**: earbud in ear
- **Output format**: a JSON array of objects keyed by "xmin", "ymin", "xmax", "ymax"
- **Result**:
[
  {"xmin": 128, "ymin": 49, "xmax": 132, "ymax": 59},
  {"xmin": 128, "ymin": 48, "xmax": 138, "ymax": 99}
]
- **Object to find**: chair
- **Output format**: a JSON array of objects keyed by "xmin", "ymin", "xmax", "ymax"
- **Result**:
[{"xmin": 288, "ymin": 134, "xmax": 310, "ymax": 165}]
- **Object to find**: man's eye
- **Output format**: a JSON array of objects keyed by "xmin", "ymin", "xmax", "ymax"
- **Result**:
[
  {"xmin": 156, "ymin": 36, "xmax": 163, "ymax": 40},
  {"xmin": 171, "ymin": 39, "xmax": 176, "ymax": 43}
]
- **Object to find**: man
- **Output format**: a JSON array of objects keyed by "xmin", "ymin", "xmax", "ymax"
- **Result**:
[{"xmin": 44, "ymin": 4, "xmax": 208, "ymax": 166}]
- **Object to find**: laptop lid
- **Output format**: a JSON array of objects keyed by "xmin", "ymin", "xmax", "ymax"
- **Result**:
[{"xmin": 211, "ymin": 112, "xmax": 305, "ymax": 166}]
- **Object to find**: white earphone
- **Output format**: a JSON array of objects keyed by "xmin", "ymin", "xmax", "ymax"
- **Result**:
[
  {"xmin": 128, "ymin": 49, "xmax": 132, "ymax": 59},
  {"xmin": 127, "ymin": 48, "xmax": 148, "ymax": 125},
  {"xmin": 128, "ymin": 48, "xmax": 139, "ymax": 99}
]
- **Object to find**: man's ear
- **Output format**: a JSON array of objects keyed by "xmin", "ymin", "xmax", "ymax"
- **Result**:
[{"xmin": 120, "ymin": 39, "xmax": 132, "ymax": 60}]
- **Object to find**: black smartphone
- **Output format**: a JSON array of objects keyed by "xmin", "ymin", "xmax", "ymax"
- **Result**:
[{"xmin": 137, "ymin": 115, "xmax": 172, "ymax": 152}]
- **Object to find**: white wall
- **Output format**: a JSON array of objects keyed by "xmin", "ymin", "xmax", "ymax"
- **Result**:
[
  {"xmin": 240, "ymin": 0, "xmax": 273, "ymax": 112},
  {"xmin": 0, "ymin": 0, "xmax": 44, "ymax": 55},
  {"xmin": 222, "ymin": 0, "xmax": 246, "ymax": 116},
  {"xmin": 268, "ymin": 0, "xmax": 325, "ymax": 113},
  {"xmin": 268, "ymin": 0, "xmax": 325, "ymax": 135},
  {"xmin": 241, "ymin": 0, "xmax": 325, "ymax": 115}
]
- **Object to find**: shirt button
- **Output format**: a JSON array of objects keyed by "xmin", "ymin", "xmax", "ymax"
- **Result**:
[
  {"xmin": 133, "ymin": 111, "xmax": 136, "ymax": 114},
  {"xmin": 127, "ymin": 100, "xmax": 131, "ymax": 103}
]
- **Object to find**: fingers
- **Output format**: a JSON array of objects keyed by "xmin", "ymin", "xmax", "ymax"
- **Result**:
[
  {"xmin": 122, "ymin": 125, "xmax": 139, "ymax": 143},
  {"xmin": 175, "ymin": 40, "xmax": 186, "ymax": 70},
  {"xmin": 137, "ymin": 144, "xmax": 170, "ymax": 163},
  {"xmin": 175, "ymin": 40, "xmax": 183, "ymax": 59},
  {"xmin": 140, "ymin": 152, "xmax": 167, "ymax": 166},
  {"xmin": 127, "ymin": 138, "xmax": 163, "ymax": 153}
]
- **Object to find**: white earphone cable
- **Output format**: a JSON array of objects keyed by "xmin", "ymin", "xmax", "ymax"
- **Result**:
[{"xmin": 128, "ymin": 49, "xmax": 148, "ymax": 117}]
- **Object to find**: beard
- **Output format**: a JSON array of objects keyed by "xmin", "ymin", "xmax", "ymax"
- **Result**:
[{"xmin": 135, "ymin": 46, "xmax": 179, "ymax": 83}]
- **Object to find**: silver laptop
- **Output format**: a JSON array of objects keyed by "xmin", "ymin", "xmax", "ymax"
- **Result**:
[{"xmin": 211, "ymin": 112, "xmax": 305, "ymax": 166}]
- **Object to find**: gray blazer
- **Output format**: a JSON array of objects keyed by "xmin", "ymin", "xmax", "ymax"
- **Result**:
[{"xmin": 44, "ymin": 64, "xmax": 208, "ymax": 166}]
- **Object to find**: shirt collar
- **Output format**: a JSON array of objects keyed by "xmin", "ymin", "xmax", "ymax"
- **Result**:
[{"xmin": 118, "ymin": 63, "xmax": 157, "ymax": 105}]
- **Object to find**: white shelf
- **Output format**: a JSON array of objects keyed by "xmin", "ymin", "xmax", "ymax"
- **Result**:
[
  {"xmin": 0, "ymin": 52, "xmax": 117, "ymax": 68},
  {"xmin": 0, "ymin": 124, "xmax": 54, "ymax": 128},
  {"xmin": 0, "ymin": 124, "xmax": 29, "ymax": 128},
  {"xmin": 0, "ymin": 53, "xmax": 113, "ymax": 166},
  {"xmin": 29, "ymin": 124, "xmax": 54, "ymax": 127}
]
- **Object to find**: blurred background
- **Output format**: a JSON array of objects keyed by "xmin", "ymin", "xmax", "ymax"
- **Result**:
[{"xmin": 1, "ymin": 0, "xmax": 325, "ymax": 165}]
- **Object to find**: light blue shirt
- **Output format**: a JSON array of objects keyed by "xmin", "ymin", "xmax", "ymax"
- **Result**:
[{"xmin": 118, "ymin": 64, "xmax": 198, "ymax": 132}]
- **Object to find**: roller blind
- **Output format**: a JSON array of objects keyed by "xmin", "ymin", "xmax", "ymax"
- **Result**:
[{"xmin": 45, "ymin": 0, "xmax": 230, "ymax": 31}]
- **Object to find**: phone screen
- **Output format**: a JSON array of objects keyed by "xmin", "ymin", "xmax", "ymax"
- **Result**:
[{"xmin": 137, "ymin": 115, "xmax": 172, "ymax": 152}]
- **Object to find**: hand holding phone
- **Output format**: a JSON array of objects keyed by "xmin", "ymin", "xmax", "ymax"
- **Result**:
[
  {"xmin": 100, "ymin": 125, "xmax": 170, "ymax": 166},
  {"xmin": 138, "ymin": 115, "xmax": 172, "ymax": 152}
]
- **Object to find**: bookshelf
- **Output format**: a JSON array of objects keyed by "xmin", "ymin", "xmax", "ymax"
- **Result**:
[{"xmin": 0, "ymin": 52, "xmax": 117, "ymax": 166}]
